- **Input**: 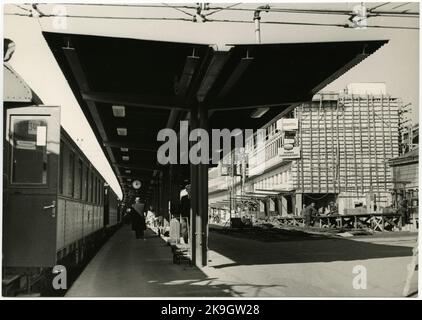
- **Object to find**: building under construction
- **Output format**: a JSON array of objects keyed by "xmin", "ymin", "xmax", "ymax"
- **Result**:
[{"xmin": 209, "ymin": 83, "xmax": 401, "ymax": 220}]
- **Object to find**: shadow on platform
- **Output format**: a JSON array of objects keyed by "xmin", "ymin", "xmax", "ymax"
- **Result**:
[{"xmin": 208, "ymin": 230, "xmax": 414, "ymax": 269}]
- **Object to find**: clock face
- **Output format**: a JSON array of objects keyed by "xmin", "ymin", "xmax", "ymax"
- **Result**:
[{"xmin": 132, "ymin": 180, "xmax": 142, "ymax": 190}]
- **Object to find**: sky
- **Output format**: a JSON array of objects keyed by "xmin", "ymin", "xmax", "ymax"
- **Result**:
[{"xmin": 2, "ymin": 1, "xmax": 420, "ymax": 199}]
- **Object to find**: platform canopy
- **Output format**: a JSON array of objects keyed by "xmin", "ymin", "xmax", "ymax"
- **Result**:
[{"xmin": 43, "ymin": 31, "xmax": 387, "ymax": 200}]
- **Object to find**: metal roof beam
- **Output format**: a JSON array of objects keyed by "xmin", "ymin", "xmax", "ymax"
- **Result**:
[
  {"xmin": 166, "ymin": 109, "xmax": 181, "ymax": 130},
  {"xmin": 81, "ymin": 91, "xmax": 190, "ymax": 111},
  {"xmin": 63, "ymin": 46, "xmax": 121, "ymax": 180},
  {"xmin": 217, "ymin": 56, "xmax": 254, "ymax": 98},
  {"xmin": 175, "ymin": 54, "xmax": 201, "ymax": 97},
  {"xmin": 310, "ymin": 52, "xmax": 369, "ymax": 94},
  {"xmin": 113, "ymin": 163, "xmax": 159, "ymax": 171},
  {"xmin": 103, "ymin": 141, "xmax": 157, "ymax": 152},
  {"xmin": 196, "ymin": 51, "xmax": 230, "ymax": 102},
  {"xmin": 209, "ymin": 101, "xmax": 298, "ymax": 112}
]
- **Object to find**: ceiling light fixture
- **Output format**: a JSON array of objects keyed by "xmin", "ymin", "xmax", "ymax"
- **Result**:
[
  {"xmin": 250, "ymin": 107, "xmax": 270, "ymax": 119},
  {"xmin": 112, "ymin": 105, "xmax": 126, "ymax": 117},
  {"xmin": 117, "ymin": 128, "xmax": 127, "ymax": 136}
]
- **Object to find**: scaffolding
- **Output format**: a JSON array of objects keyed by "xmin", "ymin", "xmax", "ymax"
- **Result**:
[{"xmin": 292, "ymin": 93, "xmax": 400, "ymax": 210}]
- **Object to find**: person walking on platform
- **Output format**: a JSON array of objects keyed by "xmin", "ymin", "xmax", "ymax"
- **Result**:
[
  {"xmin": 132, "ymin": 198, "xmax": 146, "ymax": 240},
  {"xmin": 303, "ymin": 202, "xmax": 317, "ymax": 227},
  {"xmin": 180, "ymin": 184, "xmax": 191, "ymax": 244}
]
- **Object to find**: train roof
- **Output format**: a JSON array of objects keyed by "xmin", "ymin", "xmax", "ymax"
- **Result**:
[
  {"xmin": 3, "ymin": 62, "xmax": 43, "ymax": 105},
  {"xmin": 3, "ymin": 62, "xmax": 114, "ymax": 196}
]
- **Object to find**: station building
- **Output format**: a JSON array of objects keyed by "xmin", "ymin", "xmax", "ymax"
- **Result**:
[{"xmin": 209, "ymin": 83, "xmax": 402, "ymax": 222}]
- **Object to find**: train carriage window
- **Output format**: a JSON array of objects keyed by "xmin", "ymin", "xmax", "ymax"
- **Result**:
[
  {"xmin": 93, "ymin": 177, "xmax": 98, "ymax": 204},
  {"xmin": 10, "ymin": 116, "xmax": 48, "ymax": 184},
  {"xmin": 59, "ymin": 142, "xmax": 64, "ymax": 193},
  {"xmin": 100, "ymin": 183, "xmax": 104, "ymax": 205},
  {"xmin": 94, "ymin": 176, "xmax": 97, "ymax": 204},
  {"xmin": 99, "ymin": 180, "xmax": 102, "ymax": 205},
  {"xmin": 97, "ymin": 179, "xmax": 101, "ymax": 204},
  {"xmin": 96, "ymin": 178, "xmax": 100, "ymax": 205},
  {"xmin": 92, "ymin": 175, "xmax": 97, "ymax": 203},
  {"xmin": 95, "ymin": 178, "xmax": 98, "ymax": 205},
  {"xmin": 90, "ymin": 172, "xmax": 94, "ymax": 203},
  {"xmin": 84, "ymin": 165, "xmax": 88, "ymax": 201},
  {"xmin": 67, "ymin": 151, "xmax": 75, "ymax": 197},
  {"xmin": 78, "ymin": 159, "xmax": 83, "ymax": 199}
]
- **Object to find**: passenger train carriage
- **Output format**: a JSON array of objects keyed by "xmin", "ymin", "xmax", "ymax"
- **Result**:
[{"xmin": 2, "ymin": 40, "xmax": 121, "ymax": 296}]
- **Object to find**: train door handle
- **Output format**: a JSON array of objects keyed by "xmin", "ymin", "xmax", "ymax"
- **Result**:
[{"xmin": 43, "ymin": 201, "xmax": 56, "ymax": 218}]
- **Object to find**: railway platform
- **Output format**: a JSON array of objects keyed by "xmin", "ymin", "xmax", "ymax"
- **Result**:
[
  {"xmin": 66, "ymin": 223, "xmax": 418, "ymax": 297},
  {"xmin": 65, "ymin": 225, "xmax": 230, "ymax": 297}
]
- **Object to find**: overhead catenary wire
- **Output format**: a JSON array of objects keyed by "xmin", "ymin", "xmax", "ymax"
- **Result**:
[
  {"xmin": 31, "ymin": 2, "xmax": 419, "ymax": 18},
  {"xmin": 4, "ymin": 8, "xmax": 419, "ymax": 30},
  {"xmin": 392, "ymin": 2, "xmax": 412, "ymax": 10},
  {"xmin": 14, "ymin": 4, "xmax": 31, "ymax": 13},
  {"xmin": 204, "ymin": 4, "xmax": 419, "ymax": 18},
  {"xmin": 161, "ymin": 3, "xmax": 195, "ymax": 18},
  {"xmin": 4, "ymin": 12, "xmax": 194, "ymax": 22},
  {"xmin": 36, "ymin": 3, "xmax": 198, "ymax": 10},
  {"xmin": 369, "ymin": 2, "xmax": 391, "ymax": 11},
  {"xmin": 203, "ymin": 3, "xmax": 243, "ymax": 17},
  {"xmin": 206, "ymin": 17, "xmax": 418, "ymax": 30}
]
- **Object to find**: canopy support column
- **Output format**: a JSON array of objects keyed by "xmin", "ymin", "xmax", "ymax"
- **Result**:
[{"xmin": 189, "ymin": 103, "xmax": 209, "ymax": 267}]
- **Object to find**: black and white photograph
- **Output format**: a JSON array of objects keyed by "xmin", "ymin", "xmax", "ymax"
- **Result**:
[{"xmin": 1, "ymin": 1, "xmax": 420, "ymax": 300}]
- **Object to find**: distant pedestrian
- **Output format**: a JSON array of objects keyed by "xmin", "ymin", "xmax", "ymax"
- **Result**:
[
  {"xmin": 180, "ymin": 184, "xmax": 191, "ymax": 243},
  {"xmin": 133, "ymin": 197, "xmax": 145, "ymax": 216},
  {"xmin": 398, "ymin": 200, "xmax": 409, "ymax": 226},
  {"xmin": 303, "ymin": 202, "xmax": 317, "ymax": 227},
  {"xmin": 132, "ymin": 198, "xmax": 147, "ymax": 240}
]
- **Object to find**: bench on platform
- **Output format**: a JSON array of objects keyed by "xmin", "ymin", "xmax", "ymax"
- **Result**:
[{"xmin": 170, "ymin": 243, "xmax": 192, "ymax": 265}]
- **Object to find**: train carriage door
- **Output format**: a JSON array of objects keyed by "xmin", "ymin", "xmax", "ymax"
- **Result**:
[{"xmin": 4, "ymin": 106, "xmax": 60, "ymax": 267}]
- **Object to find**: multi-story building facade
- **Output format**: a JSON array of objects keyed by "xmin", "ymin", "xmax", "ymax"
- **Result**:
[{"xmin": 209, "ymin": 84, "xmax": 401, "ymax": 222}]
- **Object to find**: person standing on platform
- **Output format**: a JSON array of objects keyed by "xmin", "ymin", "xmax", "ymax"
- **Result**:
[
  {"xmin": 398, "ymin": 200, "xmax": 409, "ymax": 226},
  {"xmin": 180, "ymin": 184, "xmax": 191, "ymax": 244},
  {"xmin": 132, "ymin": 198, "xmax": 146, "ymax": 240},
  {"xmin": 303, "ymin": 202, "xmax": 317, "ymax": 227}
]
